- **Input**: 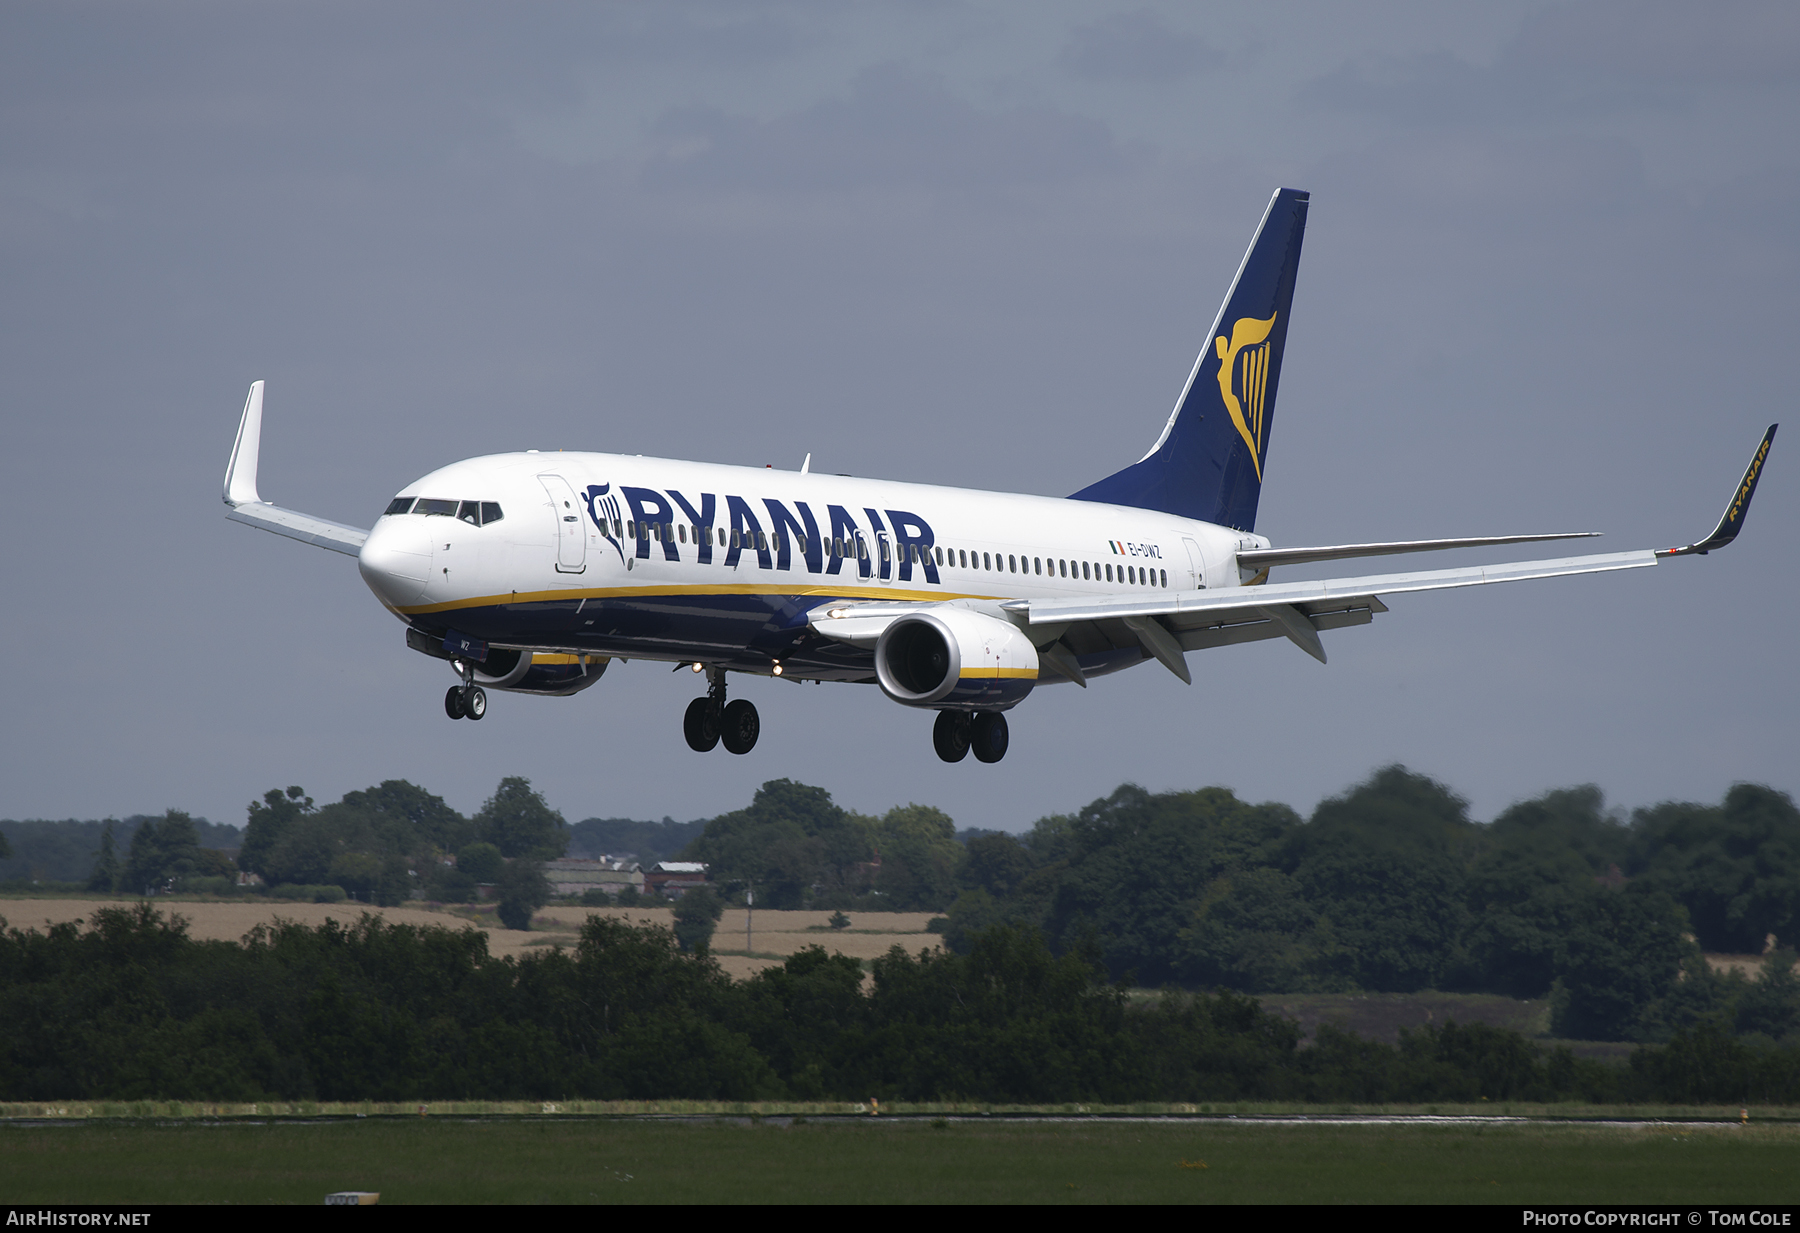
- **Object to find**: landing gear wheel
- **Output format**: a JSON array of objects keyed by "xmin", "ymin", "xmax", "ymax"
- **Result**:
[
  {"xmin": 464, "ymin": 686, "xmax": 487, "ymax": 721},
  {"xmin": 720, "ymin": 698, "xmax": 760, "ymax": 755},
  {"xmin": 933, "ymin": 710, "xmax": 971, "ymax": 763},
  {"xmin": 684, "ymin": 697, "xmax": 721, "ymax": 752},
  {"xmin": 971, "ymin": 711, "xmax": 1009, "ymax": 763},
  {"xmin": 445, "ymin": 686, "xmax": 467, "ymax": 720}
]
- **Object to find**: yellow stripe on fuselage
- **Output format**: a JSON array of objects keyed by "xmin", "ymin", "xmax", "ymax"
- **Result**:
[{"xmin": 395, "ymin": 581, "xmax": 1001, "ymax": 615}]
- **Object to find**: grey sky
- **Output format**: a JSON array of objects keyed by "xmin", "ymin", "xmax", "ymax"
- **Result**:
[{"xmin": 2, "ymin": 1, "xmax": 1795, "ymax": 835}]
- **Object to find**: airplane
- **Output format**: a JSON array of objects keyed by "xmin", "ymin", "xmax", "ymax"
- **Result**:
[{"xmin": 222, "ymin": 187, "xmax": 1777, "ymax": 765}]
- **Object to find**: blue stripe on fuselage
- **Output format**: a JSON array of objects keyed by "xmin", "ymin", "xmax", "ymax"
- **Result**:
[{"xmin": 403, "ymin": 590, "xmax": 1145, "ymax": 683}]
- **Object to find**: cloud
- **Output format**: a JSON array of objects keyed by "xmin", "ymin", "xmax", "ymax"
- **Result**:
[
  {"xmin": 1302, "ymin": 0, "xmax": 1800, "ymax": 129},
  {"xmin": 641, "ymin": 64, "xmax": 1131, "ymax": 194},
  {"xmin": 1058, "ymin": 9, "xmax": 1224, "ymax": 83},
  {"xmin": 1510, "ymin": 0, "xmax": 1800, "ymax": 86}
]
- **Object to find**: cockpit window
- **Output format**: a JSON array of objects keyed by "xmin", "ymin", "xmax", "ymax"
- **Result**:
[{"xmin": 395, "ymin": 497, "xmax": 503, "ymax": 525}]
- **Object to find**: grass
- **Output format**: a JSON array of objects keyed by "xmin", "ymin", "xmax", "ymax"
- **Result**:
[{"xmin": 3, "ymin": 1117, "xmax": 1799, "ymax": 1204}]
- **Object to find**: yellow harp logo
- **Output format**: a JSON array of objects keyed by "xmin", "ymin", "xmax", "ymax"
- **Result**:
[{"xmin": 1214, "ymin": 313, "xmax": 1277, "ymax": 479}]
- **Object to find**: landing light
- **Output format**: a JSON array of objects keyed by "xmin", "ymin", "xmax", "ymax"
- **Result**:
[
  {"xmin": 690, "ymin": 662, "xmax": 704, "ymax": 673},
  {"xmin": 771, "ymin": 662, "xmax": 784, "ymax": 676}
]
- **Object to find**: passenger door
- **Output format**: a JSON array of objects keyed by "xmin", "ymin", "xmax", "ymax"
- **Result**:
[
  {"xmin": 538, "ymin": 474, "xmax": 586, "ymax": 574},
  {"xmin": 1182, "ymin": 537, "xmax": 1206, "ymax": 589}
]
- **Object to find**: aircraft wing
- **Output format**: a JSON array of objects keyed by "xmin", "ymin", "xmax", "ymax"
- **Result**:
[
  {"xmin": 225, "ymin": 502, "xmax": 368, "ymax": 555},
  {"xmin": 1004, "ymin": 549, "xmax": 1657, "ymax": 673},
  {"xmin": 1018, "ymin": 424, "xmax": 1776, "ymax": 682},
  {"xmin": 222, "ymin": 380, "xmax": 369, "ymax": 556},
  {"xmin": 804, "ymin": 550, "xmax": 1654, "ymax": 688},
  {"xmin": 1235, "ymin": 531, "xmax": 1599, "ymax": 572}
]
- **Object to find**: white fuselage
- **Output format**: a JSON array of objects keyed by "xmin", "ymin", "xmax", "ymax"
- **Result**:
[{"xmin": 356, "ymin": 450, "xmax": 1264, "ymax": 682}]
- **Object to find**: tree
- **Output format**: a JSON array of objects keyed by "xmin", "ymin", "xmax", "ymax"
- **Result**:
[
  {"xmin": 1550, "ymin": 885, "xmax": 1697, "ymax": 1041},
  {"xmin": 962, "ymin": 833, "xmax": 1035, "ymax": 898},
  {"xmin": 338, "ymin": 780, "xmax": 471, "ymax": 854},
  {"xmin": 871, "ymin": 804, "xmax": 962, "ymax": 910},
  {"xmin": 122, "ymin": 810, "xmax": 205, "ymax": 894},
  {"xmin": 1029, "ymin": 783, "xmax": 1304, "ymax": 986},
  {"xmin": 475, "ymin": 778, "xmax": 568, "ymax": 860},
  {"xmin": 240, "ymin": 787, "xmax": 313, "ymax": 879},
  {"xmin": 423, "ymin": 862, "xmax": 477, "ymax": 903},
  {"xmin": 681, "ymin": 780, "xmax": 875, "ymax": 909},
  {"xmin": 457, "ymin": 842, "xmax": 504, "ymax": 884},
  {"xmin": 87, "ymin": 820, "xmax": 121, "ymax": 893},
  {"xmin": 673, "ymin": 886, "xmax": 725, "ymax": 953},
  {"xmin": 1628, "ymin": 784, "xmax": 1800, "ymax": 953},
  {"xmin": 496, "ymin": 860, "xmax": 551, "ymax": 930},
  {"xmin": 1291, "ymin": 766, "xmax": 1476, "ymax": 992},
  {"xmin": 1735, "ymin": 951, "xmax": 1800, "ymax": 1041}
]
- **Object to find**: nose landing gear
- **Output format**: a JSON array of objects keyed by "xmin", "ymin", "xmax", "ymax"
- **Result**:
[
  {"xmin": 444, "ymin": 658, "xmax": 486, "ymax": 721},
  {"xmin": 685, "ymin": 667, "xmax": 758, "ymax": 754},
  {"xmin": 444, "ymin": 684, "xmax": 486, "ymax": 720}
]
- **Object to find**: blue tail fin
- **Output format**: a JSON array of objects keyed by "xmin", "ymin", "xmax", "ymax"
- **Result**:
[{"xmin": 1071, "ymin": 187, "xmax": 1309, "ymax": 531}]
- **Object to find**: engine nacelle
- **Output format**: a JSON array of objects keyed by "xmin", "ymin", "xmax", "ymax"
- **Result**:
[
  {"xmin": 461, "ymin": 647, "xmax": 608, "ymax": 696},
  {"xmin": 874, "ymin": 608, "xmax": 1038, "ymax": 710},
  {"xmin": 406, "ymin": 626, "xmax": 607, "ymax": 696}
]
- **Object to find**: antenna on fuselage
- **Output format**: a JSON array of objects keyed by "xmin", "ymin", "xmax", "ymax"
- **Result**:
[{"xmin": 801, "ymin": 453, "xmax": 812, "ymax": 474}]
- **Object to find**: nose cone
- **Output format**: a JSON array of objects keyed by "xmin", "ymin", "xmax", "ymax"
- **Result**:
[{"xmin": 358, "ymin": 517, "xmax": 433, "ymax": 607}]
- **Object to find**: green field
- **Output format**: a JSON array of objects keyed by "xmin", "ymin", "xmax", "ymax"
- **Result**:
[{"xmin": 4, "ymin": 1117, "xmax": 1798, "ymax": 1204}]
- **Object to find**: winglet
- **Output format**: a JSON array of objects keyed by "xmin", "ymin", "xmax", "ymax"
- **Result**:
[
  {"xmin": 1658, "ymin": 425, "xmax": 1778, "ymax": 557},
  {"xmin": 224, "ymin": 380, "xmax": 265, "ymax": 507},
  {"xmin": 220, "ymin": 379, "xmax": 370, "ymax": 556}
]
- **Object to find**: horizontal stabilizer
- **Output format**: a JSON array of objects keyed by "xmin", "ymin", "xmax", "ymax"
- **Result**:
[{"xmin": 1238, "ymin": 532, "xmax": 1600, "ymax": 571}]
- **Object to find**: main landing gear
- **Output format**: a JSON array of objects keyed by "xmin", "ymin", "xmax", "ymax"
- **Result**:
[
  {"xmin": 444, "ymin": 658, "xmax": 486, "ymax": 721},
  {"xmin": 684, "ymin": 667, "xmax": 759, "ymax": 755},
  {"xmin": 934, "ymin": 709, "xmax": 1007, "ymax": 763}
]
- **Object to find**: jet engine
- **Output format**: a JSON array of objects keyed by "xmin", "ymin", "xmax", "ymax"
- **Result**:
[
  {"xmin": 873, "ymin": 608, "xmax": 1038, "ymax": 710},
  {"xmin": 406, "ymin": 628, "xmax": 607, "ymax": 696},
  {"xmin": 458, "ymin": 647, "xmax": 608, "ymax": 696}
]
